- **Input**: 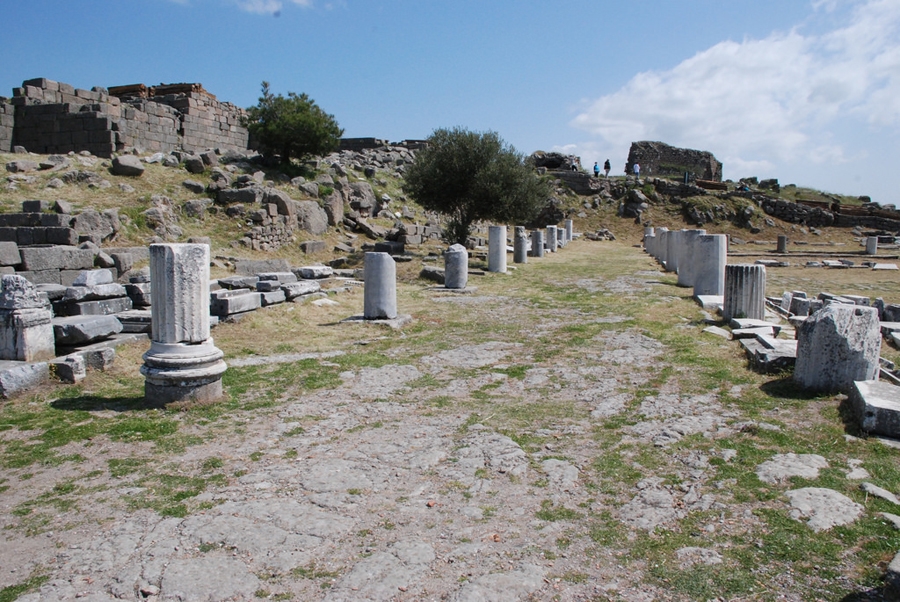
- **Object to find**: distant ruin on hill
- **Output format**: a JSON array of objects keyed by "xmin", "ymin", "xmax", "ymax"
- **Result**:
[
  {"xmin": 626, "ymin": 141, "xmax": 722, "ymax": 182},
  {"xmin": 0, "ymin": 78, "xmax": 248, "ymax": 157}
]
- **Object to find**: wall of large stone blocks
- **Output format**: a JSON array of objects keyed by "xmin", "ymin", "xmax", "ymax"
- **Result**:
[
  {"xmin": 4, "ymin": 78, "xmax": 249, "ymax": 157},
  {"xmin": 0, "ymin": 103, "xmax": 14, "ymax": 152}
]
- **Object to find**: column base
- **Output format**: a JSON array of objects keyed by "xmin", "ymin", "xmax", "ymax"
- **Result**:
[
  {"xmin": 144, "ymin": 379, "xmax": 223, "ymax": 408},
  {"xmin": 141, "ymin": 339, "xmax": 227, "ymax": 408}
]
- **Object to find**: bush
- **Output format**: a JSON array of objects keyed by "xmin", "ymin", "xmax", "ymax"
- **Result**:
[
  {"xmin": 403, "ymin": 127, "xmax": 549, "ymax": 244},
  {"xmin": 244, "ymin": 81, "xmax": 343, "ymax": 165}
]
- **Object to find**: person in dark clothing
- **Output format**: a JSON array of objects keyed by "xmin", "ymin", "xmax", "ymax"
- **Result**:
[{"xmin": 603, "ymin": 159, "xmax": 610, "ymax": 178}]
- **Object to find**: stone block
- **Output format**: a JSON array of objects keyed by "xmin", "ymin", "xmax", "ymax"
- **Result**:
[
  {"xmin": 0, "ymin": 361, "xmax": 49, "ymax": 398},
  {"xmin": 0, "ymin": 306, "xmax": 55, "ymax": 362},
  {"xmin": 209, "ymin": 289, "xmax": 260, "ymax": 316},
  {"xmin": 293, "ymin": 265, "xmax": 333, "ymax": 279},
  {"xmin": 257, "ymin": 271, "xmax": 297, "ymax": 283},
  {"xmin": 73, "ymin": 268, "xmax": 114, "ymax": 287},
  {"xmin": 260, "ymin": 290, "xmax": 286, "ymax": 306},
  {"xmin": 126, "ymin": 282, "xmax": 152, "ymax": 307},
  {"xmin": 56, "ymin": 296, "xmax": 133, "ymax": 316},
  {"xmin": 22, "ymin": 199, "xmax": 50, "ymax": 212},
  {"xmin": 19, "ymin": 246, "xmax": 94, "ymax": 271},
  {"xmin": 50, "ymin": 354, "xmax": 86, "ymax": 383},
  {"xmin": 300, "ymin": 240, "xmax": 327, "ymax": 254},
  {"xmin": 45, "ymin": 228, "xmax": 79, "ymax": 246},
  {"xmin": 794, "ymin": 305, "xmax": 881, "ymax": 394},
  {"xmin": 850, "ymin": 380, "xmax": 900, "ymax": 438},
  {"xmin": 234, "ymin": 258, "xmax": 290, "ymax": 275},
  {"xmin": 62, "ymin": 283, "xmax": 127, "ymax": 302},
  {"xmin": 116, "ymin": 309, "xmax": 152, "ymax": 333},
  {"xmin": 281, "ymin": 280, "xmax": 321, "ymax": 299},
  {"xmin": 0, "ymin": 242, "xmax": 21, "ymax": 267},
  {"xmin": 53, "ymin": 314, "xmax": 123, "ymax": 346}
]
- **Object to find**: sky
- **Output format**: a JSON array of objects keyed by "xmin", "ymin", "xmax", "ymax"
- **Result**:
[{"xmin": 3, "ymin": 0, "xmax": 899, "ymax": 203}]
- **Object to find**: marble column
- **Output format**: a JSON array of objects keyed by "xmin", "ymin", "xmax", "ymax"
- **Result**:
[
  {"xmin": 776, "ymin": 235, "xmax": 788, "ymax": 253},
  {"xmin": 564, "ymin": 219, "xmax": 574, "ymax": 243},
  {"xmin": 363, "ymin": 252, "xmax": 398, "ymax": 319},
  {"xmin": 676, "ymin": 229, "xmax": 706, "ymax": 287},
  {"xmin": 546, "ymin": 225, "xmax": 558, "ymax": 253},
  {"xmin": 655, "ymin": 227, "xmax": 669, "ymax": 267},
  {"xmin": 513, "ymin": 226, "xmax": 528, "ymax": 264},
  {"xmin": 643, "ymin": 227, "xmax": 655, "ymax": 252},
  {"xmin": 444, "ymin": 244, "xmax": 469, "ymax": 289},
  {"xmin": 488, "ymin": 225, "xmax": 507, "ymax": 273},
  {"xmin": 866, "ymin": 237, "xmax": 878, "ymax": 255},
  {"xmin": 530, "ymin": 230, "xmax": 545, "ymax": 258},
  {"xmin": 693, "ymin": 234, "xmax": 728, "ymax": 297},
  {"xmin": 141, "ymin": 244, "xmax": 226, "ymax": 406},
  {"xmin": 665, "ymin": 229, "xmax": 682, "ymax": 273},
  {"xmin": 557, "ymin": 227, "xmax": 567, "ymax": 248},
  {"xmin": 723, "ymin": 264, "xmax": 767, "ymax": 321}
]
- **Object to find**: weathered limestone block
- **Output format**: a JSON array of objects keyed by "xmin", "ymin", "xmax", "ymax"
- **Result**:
[
  {"xmin": 0, "ymin": 275, "xmax": 55, "ymax": 362},
  {"xmin": 723, "ymin": 264, "xmax": 766, "ymax": 321},
  {"xmin": 0, "ymin": 361, "xmax": 49, "ymax": 398},
  {"xmin": 52, "ymin": 314, "xmax": 123, "ymax": 346},
  {"xmin": 488, "ymin": 226, "xmax": 507, "ymax": 273},
  {"xmin": 444, "ymin": 244, "xmax": 468, "ymax": 289},
  {"xmin": 850, "ymin": 380, "xmax": 900, "ymax": 438},
  {"xmin": 363, "ymin": 252, "xmax": 397, "ymax": 319},
  {"xmin": 281, "ymin": 280, "xmax": 321, "ymax": 300},
  {"xmin": 794, "ymin": 305, "xmax": 880, "ymax": 393},
  {"xmin": 210, "ymin": 288, "xmax": 260, "ymax": 316}
]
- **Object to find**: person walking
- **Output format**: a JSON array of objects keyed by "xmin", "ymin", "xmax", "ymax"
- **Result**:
[
  {"xmin": 633, "ymin": 162, "xmax": 640, "ymax": 178},
  {"xmin": 593, "ymin": 162, "xmax": 600, "ymax": 177},
  {"xmin": 603, "ymin": 159, "xmax": 610, "ymax": 178}
]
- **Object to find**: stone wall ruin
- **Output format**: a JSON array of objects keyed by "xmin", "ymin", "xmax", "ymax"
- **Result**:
[
  {"xmin": 626, "ymin": 141, "xmax": 722, "ymax": 182},
  {"xmin": 0, "ymin": 78, "xmax": 248, "ymax": 157}
]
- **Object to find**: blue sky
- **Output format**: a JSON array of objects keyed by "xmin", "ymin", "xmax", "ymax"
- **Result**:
[{"xmin": 4, "ymin": 0, "xmax": 899, "ymax": 203}]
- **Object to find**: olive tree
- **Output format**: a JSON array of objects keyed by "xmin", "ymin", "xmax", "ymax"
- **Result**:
[
  {"xmin": 244, "ymin": 81, "xmax": 343, "ymax": 164},
  {"xmin": 403, "ymin": 127, "xmax": 550, "ymax": 244}
]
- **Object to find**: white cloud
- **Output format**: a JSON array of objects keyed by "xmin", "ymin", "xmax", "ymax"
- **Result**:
[
  {"xmin": 570, "ymin": 0, "xmax": 900, "ymax": 181},
  {"xmin": 234, "ymin": 0, "xmax": 313, "ymax": 14},
  {"xmin": 235, "ymin": 0, "xmax": 282, "ymax": 14}
]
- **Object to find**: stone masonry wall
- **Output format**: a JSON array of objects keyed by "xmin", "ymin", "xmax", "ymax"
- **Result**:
[
  {"xmin": 0, "ymin": 102, "xmax": 14, "ymax": 152},
  {"xmin": 5, "ymin": 78, "xmax": 248, "ymax": 157},
  {"xmin": 626, "ymin": 140, "xmax": 723, "ymax": 182}
]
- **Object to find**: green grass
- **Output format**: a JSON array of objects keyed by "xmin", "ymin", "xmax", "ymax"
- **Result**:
[{"xmin": 0, "ymin": 574, "xmax": 50, "ymax": 602}]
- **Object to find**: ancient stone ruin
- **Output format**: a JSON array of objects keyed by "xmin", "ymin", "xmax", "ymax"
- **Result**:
[
  {"xmin": 0, "ymin": 78, "xmax": 248, "ymax": 157},
  {"xmin": 626, "ymin": 140, "xmax": 723, "ymax": 182}
]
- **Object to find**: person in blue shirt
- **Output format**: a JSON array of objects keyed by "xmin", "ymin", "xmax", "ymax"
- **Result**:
[{"xmin": 593, "ymin": 162, "xmax": 600, "ymax": 177}]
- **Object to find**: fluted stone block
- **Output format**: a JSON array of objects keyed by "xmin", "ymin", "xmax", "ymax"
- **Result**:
[
  {"xmin": 565, "ymin": 219, "xmax": 574, "ymax": 242},
  {"xmin": 149, "ymin": 243, "xmax": 209, "ymax": 344},
  {"xmin": 794, "ymin": 304, "xmax": 880, "ymax": 394},
  {"xmin": 444, "ymin": 244, "xmax": 468, "ymax": 289},
  {"xmin": 546, "ymin": 225, "xmax": 558, "ymax": 253},
  {"xmin": 693, "ymin": 234, "xmax": 727, "ymax": 297},
  {"xmin": 142, "ymin": 243, "xmax": 225, "ymax": 406},
  {"xmin": 488, "ymin": 226, "xmax": 507, "ymax": 273},
  {"xmin": 363, "ymin": 252, "xmax": 397, "ymax": 319},
  {"xmin": 723, "ymin": 264, "xmax": 766, "ymax": 321},
  {"xmin": 513, "ymin": 226, "xmax": 528, "ymax": 264},
  {"xmin": 676, "ymin": 229, "xmax": 706, "ymax": 287},
  {"xmin": 530, "ymin": 230, "xmax": 545, "ymax": 258}
]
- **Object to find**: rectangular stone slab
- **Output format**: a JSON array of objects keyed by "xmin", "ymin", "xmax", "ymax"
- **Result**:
[
  {"xmin": 210, "ymin": 292, "xmax": 260, "ymax": 316},
  {"xmin": 850, "ymin": 380, "xmax": 900, "ymax": 438}
]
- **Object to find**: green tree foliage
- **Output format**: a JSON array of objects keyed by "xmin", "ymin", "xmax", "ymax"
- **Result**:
[
  {"xmin": 403, "ymin": 127, "xmax": 550, "ymax": 244},
  {"xmin": 244, "ymin": 81, "xmax": 343, "ymax": 164}
]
